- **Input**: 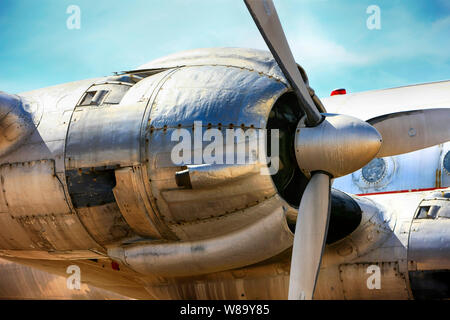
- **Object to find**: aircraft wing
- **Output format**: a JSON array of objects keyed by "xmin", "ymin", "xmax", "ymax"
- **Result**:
[{"xmin": 322, "ymin": 80, "xmax": 450, "ymax": 121}]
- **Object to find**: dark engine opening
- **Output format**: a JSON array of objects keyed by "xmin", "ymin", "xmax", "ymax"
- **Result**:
[
  {"xmin": 267, "ymin": 92, "xmax": 362, "ymax": 244},
  {"xmin": 266, "ymin": 91, "xmax": 308, "ymax": 208}
]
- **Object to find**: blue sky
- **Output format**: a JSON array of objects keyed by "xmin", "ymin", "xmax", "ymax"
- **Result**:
[{"xmin": 0, "ymin": 0, "xmax": 449, "ymax": 97}]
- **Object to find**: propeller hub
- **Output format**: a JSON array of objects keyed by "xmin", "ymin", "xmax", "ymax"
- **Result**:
[{"xmin": 294, "ymin": 114, "xmax": 382, "ymax": 178}]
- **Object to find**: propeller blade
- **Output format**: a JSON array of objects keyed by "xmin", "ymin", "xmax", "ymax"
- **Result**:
[
  {"xmin": 288, "ymin": 172, "xmax": 331, "ymax": 300},
  {"xmin": 367, "ymin": 108, "xmax": 450, "ymax": 157},
  {"xmin": 244, "ymin": 0, "xmax": 322, "ymax": 126}
]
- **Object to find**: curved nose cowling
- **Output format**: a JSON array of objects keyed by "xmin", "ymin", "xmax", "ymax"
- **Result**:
[{"xmin": 294, "ymin": 114, "xmax": 383, "ymax": 178}]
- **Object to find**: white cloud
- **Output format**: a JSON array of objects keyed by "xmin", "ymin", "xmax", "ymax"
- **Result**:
[
  {"xmin": 288, "ymin": 32, "xmax": 371, "ymax": 70},
  {"xmin": 233, "ymin": 14, "xmax": 372, "ymax": 73},
  {"xmin": 235, "ymin": 5, "xmax": 450, "ymax": 74}
]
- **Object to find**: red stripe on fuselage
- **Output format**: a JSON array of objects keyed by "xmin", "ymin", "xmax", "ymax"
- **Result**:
[{"xmin": 356, "ymin": 187, "xmax": 448, "ymax": 197}]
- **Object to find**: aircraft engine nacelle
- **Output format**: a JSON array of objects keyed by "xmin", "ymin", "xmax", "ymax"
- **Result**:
[
  {"xmin": 0, "ymin": 49, "xmax": 311, "ymax": 274},
  {"xmin": 106, "ymin": 48, "xmax": 312, "ymax": 275}
]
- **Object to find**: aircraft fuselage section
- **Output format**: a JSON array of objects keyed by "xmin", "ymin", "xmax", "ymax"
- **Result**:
[
  {"xmin": 0, "ymin": 48, "xmax": 448, "ymax": 300},
  {"xmin": 0, "ymin": 49, "xmax": 298, "ymax": 268}
]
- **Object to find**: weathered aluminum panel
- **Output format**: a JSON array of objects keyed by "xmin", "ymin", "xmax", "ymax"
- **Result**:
[
  {"xmin": 0, "ymin": 79, "xmax": 99, "ymax": 175},
  {"xmin": 0, "ymin": 140, "xmax": 66, "ymax": 174},
  {"xmin": 63, "ymin": 79, "xmax": 168, "ymax": 244},
  {"xmin": 0, "ymin": 110, "xmax": 74, "ymax": 177},
  {"xmin": 314, "ymin": 192, "xmax": 416, "ymax": 300},
  {"xmin": 58, "ymin": 73, "xmax": 172, "ymax": 220},
  {"xmin": 27, "ymin": 109, "xmax": 76, "ymax": 142},
  {"xmin": 113, "ymin": 166, "xmax": 165, "ymax": 239},
  {"xmin": 0, "ymin": 212, "xmax": 35, "ymax": 250},
  {"xmin": 349, "ymin": 192, "xmax": 421, "ymax": 263},
  {"xmin": 143, "ymin": 277, "xmax": 289, "ymax": 300},
  {"xmin": 0, "ymin": 93, "xmax": 42, "ymax": 157},
  {"xmin": 408, "ymin": 219, "xmax": 450, "ymax": 271},
  {"xmin": 10, "ymin": 213, "xmax": 104, "ymax": 252},
  {"xmin": 0, "ymin": 195, "xmax": 7, "ymax": 214},
  {"xmin": 0, "ymin": 159, "xmax": 103, "ymax": 251},
  {"xmin": 1, "ymin": 160, "xmax": 70, "ymax": 216},
  {"xmin": 65, "ymin": 103, "xmax": 147, "ymax": 170},
  {"xmin": 75, "ymin": 202, "xmax": 135, "ymax": 246},
  {"xmin": 338, "ymin": 262, "xmax": 410, "ymax": 299},
  {"xmin": 0, "ymin": 79, "xmax": 105, "ymax": 257}
]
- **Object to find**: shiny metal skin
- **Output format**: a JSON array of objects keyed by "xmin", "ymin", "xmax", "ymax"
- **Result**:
[
  {"xmin": 141, "ymin": 56, "xmax": 290, "ymax": 242},
  {"xmin": 108, "ymin": 196, "xmax": 293, "ymax": 277},
  {"xmin": 295, "ymin": 114, "xmax": 382, "ymax": 178},
  {"xmin": 368, "ymin": 108, "xmax": 450, "ymax": 157},
  {"xmin": 0, "ymin": 79, "xmax": 108, "ymax": 260},
  {"xmin": 0, "ymin": 92, "xmax": 41, "ymax": 157}
]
